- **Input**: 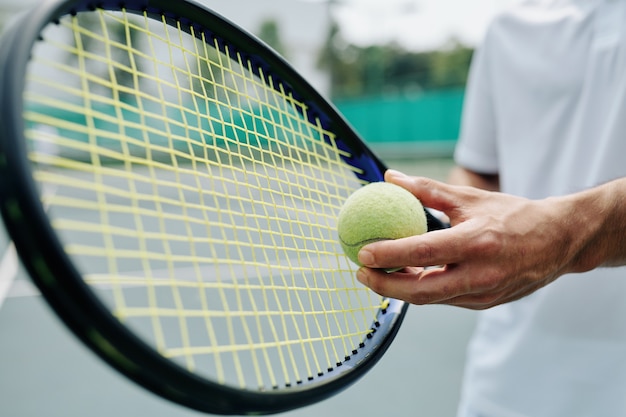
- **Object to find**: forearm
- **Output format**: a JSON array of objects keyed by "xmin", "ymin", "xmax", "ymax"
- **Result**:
[{"xmin": 556, "ymin": 177, "xmax": 626, "ymax": 272}]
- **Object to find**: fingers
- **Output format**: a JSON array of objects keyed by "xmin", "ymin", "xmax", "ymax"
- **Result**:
[
  {"xmin": 356, "ymin": 265, "xmax": 475, "ymax": 306},
  {"xmin": 356, "ymin": 264, "xmax": 535, "ymax": 310},
  {"xmin": 357, "ymin": 228, "xmax": 464, "ymax": 269},
  {"xmin": 356, "ymin": 267, "xmax": 440, "ymax": 305},
  {"xmin": 384, "ymin": 170, "xmax": 462, "ymax": 214},
  {"xmin": 358, "ymin": 170, "xmax": 479, "ymax": 270}
]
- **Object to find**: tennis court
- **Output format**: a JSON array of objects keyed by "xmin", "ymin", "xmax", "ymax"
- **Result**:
[
  {"xmin": 0, "ymin": 4, "xmax": 476, "ymax": 414},
  {"xmin": 0, "ymin": 157, "xmax": 477, "ymax": 417}
]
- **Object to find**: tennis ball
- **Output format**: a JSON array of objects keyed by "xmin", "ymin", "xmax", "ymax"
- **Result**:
[{"xmin": 337, "ymin": 182, "xmax": 427, "ymax": 268}]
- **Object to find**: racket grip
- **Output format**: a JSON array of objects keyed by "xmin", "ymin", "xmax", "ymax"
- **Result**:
[{"xmin": 425, "ymin": 208, "xmax": 450, "ymax": 231}]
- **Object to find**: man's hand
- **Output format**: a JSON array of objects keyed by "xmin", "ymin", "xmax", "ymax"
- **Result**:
[{"xmin": 355, "ymin": 170, "xmax": 624, "ymax": 310}]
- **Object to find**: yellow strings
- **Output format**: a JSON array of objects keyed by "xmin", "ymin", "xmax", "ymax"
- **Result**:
[{"xmin": 23, "ymin": 8, "xmax": 381, "ymax": 390}]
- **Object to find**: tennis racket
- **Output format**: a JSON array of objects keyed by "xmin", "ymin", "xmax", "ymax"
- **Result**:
[{"xmin": 0, "ymin": 0, "xmax": 446, "ymax": 414}]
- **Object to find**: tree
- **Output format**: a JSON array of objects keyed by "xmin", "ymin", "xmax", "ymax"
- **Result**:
[
  {"xmin": 429, "ymin": 39, "xmax": 474, "ymax": 89},
  {"xmin": 68, "ymin": 12, "xmax": 144, "ymax": 102},
  {"xmin": 317, "ymin": 21, "xmax": 474, "ymax": 99},
  {"xmin": 257, "ymin": 19, "xmax": 287, "ymax": 58}
]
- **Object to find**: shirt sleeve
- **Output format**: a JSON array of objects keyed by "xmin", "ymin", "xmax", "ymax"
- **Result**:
[{"xmin": 453, "ymin": 28, "xmax": 499, "ymax": 174}]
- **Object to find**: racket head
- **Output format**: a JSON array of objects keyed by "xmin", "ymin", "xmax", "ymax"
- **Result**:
[{"xmin": 0, "ymin": 0, "xmax": 440, "ymax": 414}]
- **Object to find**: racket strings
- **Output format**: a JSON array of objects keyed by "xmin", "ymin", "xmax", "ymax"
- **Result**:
[{"xmin": 24, "ymin": 8, "xmax": 381, "ymax": 390}]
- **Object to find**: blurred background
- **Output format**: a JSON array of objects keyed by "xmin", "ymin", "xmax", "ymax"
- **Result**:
[{"xmin": 0, "ymin": 0, "xmax": 516, "ymax": 416}]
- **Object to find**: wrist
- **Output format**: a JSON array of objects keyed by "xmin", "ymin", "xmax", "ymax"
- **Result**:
[{"xmin": 555, "ymin": 178, "xmax": 626, "ymax": 273}]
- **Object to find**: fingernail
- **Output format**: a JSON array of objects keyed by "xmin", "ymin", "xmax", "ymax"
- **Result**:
[
  {"xmin": 386, "ymin": 169, "xmax": 407, "ymax": 180},
  {"xmin": 358, "ymin": 248, "xmax": 374, "ymax": 266}
]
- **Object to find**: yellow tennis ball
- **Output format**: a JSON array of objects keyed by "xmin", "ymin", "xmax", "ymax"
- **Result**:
[{"xmin": 337, "ymin": 182, "xmax": 427, "ymax": 268}]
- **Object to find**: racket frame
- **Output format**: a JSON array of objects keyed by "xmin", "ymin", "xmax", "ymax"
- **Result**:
[{"xmin": 0, "ymin": 0, "xmax": 439, "ymax": 414}]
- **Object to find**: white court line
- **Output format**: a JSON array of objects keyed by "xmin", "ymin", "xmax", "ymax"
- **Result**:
[{"xmin": 0, "ymin": 242, "xmax": 19, "ymax": 310}]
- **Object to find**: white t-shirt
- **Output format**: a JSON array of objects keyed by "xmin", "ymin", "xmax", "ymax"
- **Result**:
[{"xmin": 454, "ymin": 1, "xmax": 626, "ymax": 416}]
